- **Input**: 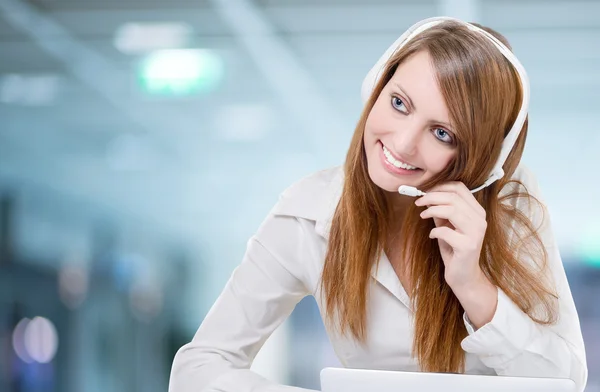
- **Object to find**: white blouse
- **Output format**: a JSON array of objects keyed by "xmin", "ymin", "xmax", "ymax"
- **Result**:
[{"xmin": 169, "ymin": 164, "xmax": 588, "ymax": 392}]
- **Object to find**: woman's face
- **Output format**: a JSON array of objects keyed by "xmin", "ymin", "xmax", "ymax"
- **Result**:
[{"xmin": 364, "ymin": 50, "xmax": 458, "ymax": 193}]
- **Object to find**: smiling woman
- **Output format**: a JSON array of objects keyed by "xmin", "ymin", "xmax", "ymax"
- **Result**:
[
  {"xmin": 364, "ymin": 50, "xmax": 458, "ymax": 192},
  {"xmin": 169, "ymin": 17, "xmax": 588, "ymax": 392},
  {"xmin": 323, "ymin": 18, "xmax": 557, "ymax": 375}
]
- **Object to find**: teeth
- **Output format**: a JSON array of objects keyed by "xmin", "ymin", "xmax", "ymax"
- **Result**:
[{"xmin": 382, "ymin": 146, "xmax": 418, "ymax": 170}]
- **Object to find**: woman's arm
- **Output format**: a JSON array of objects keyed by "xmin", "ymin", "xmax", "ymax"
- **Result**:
[
  {"xmin": 168, "ymin": 212, "xmax": 320, "ymax": 392},
  {"xmin": 460, "ymin": 171, "xmax": 588, "ymax": 391}
]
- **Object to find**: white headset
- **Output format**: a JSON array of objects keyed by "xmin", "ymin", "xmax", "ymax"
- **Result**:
[{"xmin": 360, "ymin": 16, "xmax": 530, "ymax": 197}]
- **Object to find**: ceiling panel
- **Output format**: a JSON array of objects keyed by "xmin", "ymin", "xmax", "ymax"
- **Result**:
[{"xmin": 1, "ymin": 0, "xmax": 598, "ymax": 263}]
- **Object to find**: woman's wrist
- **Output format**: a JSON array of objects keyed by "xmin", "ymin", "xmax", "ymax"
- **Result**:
[{"xmin": 452, "ymin": 272, "xmax": 498, "ymax": 330}]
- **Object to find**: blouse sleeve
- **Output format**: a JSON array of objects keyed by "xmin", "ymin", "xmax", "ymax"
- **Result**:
[
  {"xmin": 461, "ymin": 168, "xmax": 588, "ymax": 391},
  {"xmin": 169, "ymin": 211, "xmax": 320, "ymax": 392}
]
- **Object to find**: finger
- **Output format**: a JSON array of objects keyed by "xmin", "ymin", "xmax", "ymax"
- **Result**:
[
  {"xmin": 433, "ymin": 216, "xmax": 451, "ymax": 229},
  {"xmin": 422, "ymin": 205, "xmax": 487, "ymax": 236},
  {"xmin": 426, "ymin": 182, "xmax": 486, "ymax": 218},
  {"xmin": 415, "ymin": 191, "xmax": 467, "ymax": 209},
  {"xmin": 418, "ymin": 192, "xmax": 482, "ymax": 228},
  {"xmin": 420, "ymin": 205, "xmax": 472, "ymax": 233},
  {"xmin": 429, "ymin": 226, "xmax": 466, "ymax": 249}
]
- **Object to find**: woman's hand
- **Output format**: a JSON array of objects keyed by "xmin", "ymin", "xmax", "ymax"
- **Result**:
[{"xmin": 415, "ymin": 181, "xmax": 498, "ymax": 328}]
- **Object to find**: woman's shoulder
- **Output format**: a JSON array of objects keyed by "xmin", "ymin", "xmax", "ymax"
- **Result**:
[
  {"xmin": 271, "ymin": 165, "xmax": 344, "ymax": 224},
  {"xmin": 502, "ymin": 163, "xmax": 543, "ymax": 197},
  {"xmin": 510, "ymin": 163, "xmax": 537, "ymax": 186},
  {"xmin": 502, "ymin": 163, "xmax": 548, "ymax": 222}
]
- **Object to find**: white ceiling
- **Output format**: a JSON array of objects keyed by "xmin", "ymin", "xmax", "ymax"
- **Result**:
[{"xmin": 0, "ymin": 0, "xmax": 599, "ymax": 280}]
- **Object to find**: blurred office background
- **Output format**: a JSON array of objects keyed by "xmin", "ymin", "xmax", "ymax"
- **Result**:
[{"xmin": 0, "ymin": 0, "xmax": 598, "ymax": 391}]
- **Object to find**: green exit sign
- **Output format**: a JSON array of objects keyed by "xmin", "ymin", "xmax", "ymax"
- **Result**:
[{"xmin": 138, "ymin": 49, "xmax": 223, "ymax": 96}]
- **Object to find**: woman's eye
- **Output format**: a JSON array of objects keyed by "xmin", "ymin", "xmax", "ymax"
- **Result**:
[
  {"xmin": 433, "ymin": 128, "xmax": 453, "ymax": 144},
  {"xmin": 391, "ymin": 96, "xmax": 408, "ymax": 113}
]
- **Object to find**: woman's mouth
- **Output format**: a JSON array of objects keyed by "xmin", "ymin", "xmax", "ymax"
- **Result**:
[{"xmin": 379, "ymin": 143, "xmax": 422, "ymax": 176}]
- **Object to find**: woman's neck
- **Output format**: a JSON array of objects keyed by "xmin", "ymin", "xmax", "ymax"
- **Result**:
[{"xmin": 385, "ymin": 191, "xmax": 413, "ymax": 228}]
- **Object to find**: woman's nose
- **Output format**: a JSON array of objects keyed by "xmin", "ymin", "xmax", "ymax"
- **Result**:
[{"xmin": 391, "ymin": 123, "xmax": 421, "ymax": 157}]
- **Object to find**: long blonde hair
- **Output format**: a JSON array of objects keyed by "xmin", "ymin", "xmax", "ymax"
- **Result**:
[{"xmin": 320, "ymin": 21, "xmax": 557, "ymax": 373}]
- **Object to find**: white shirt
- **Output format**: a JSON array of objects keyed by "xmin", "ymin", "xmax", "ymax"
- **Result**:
[{"xmin": 169, "ymin": 165, "xmax": 588, "ymax": 392}]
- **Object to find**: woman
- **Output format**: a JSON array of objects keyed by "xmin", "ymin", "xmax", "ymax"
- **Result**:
[{"xmin": 169, "ymin": 17, "xmax": 588, "ymax": 392}]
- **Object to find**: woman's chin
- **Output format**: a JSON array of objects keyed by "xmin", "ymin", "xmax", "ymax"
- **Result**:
[
  {"xmin": 368, "ymin": 169, "xmax": 402, "ymax": 193},
  {"xmin": 369, "ymin": 167, "xmax": 428, "ymax": 194}
]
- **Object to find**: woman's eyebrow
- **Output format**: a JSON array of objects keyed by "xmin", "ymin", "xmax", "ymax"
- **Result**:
[
  {"xmin": 393, "ymin": 81, "xmax": 454, "ymax": 130},
  {"xmin": 393, "ymin": 82, "xmax": 415, "ymax": 109}
]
